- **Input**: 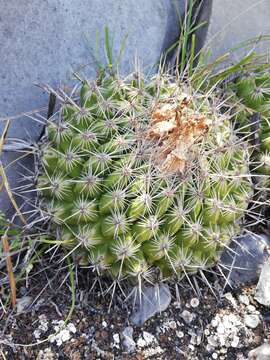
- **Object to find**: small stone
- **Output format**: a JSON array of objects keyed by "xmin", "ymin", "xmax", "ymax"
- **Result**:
[
  {"xmin": 137, "ymin": 337, "xmax": 146, "ymax": 348},
  {"xmin": 217, "ymin": 323, "xmax": 225, "ymax": 335},
  {"xmin": 190, "ymin": 334, "xmax": 197, "ymax": 345},
  {"xmin": 244, "ymin": 314, "xmax": 260, "ymax": 329},
  {"xmin": 204, "ymin": 329, "xmax": 210, "ymax": 336},
  {"xmin": 211, "ymin": 318, "xmax": 219, "ymax": 328},
  {"xmin": 208, "ymin": 336, "xmax": 218, "ymax": 348},
  {"xmin": 219, "ymin": 335, "xmax": 226, "ymax": 347},
  {"xmin": 226, "ymin": 314, "xmax": 242, "ymax": 327},
  {"xmin": 196, "ymin": 332, "xmax": 203, "ymax": 346},
  {"xmin": 248, "ymin": 342, "xmax": 270, "ymax": 359},
  {"xmin": 220, "ymin": 234, "xmax": 270, "ymax": 286},
  {"xmin": 176, "ymin": 330, "xmax": 184, "ymax": 338},
  {"xmin": 168, "ymin": 320, "xmax": 177, "ymax": 330},
  {"xmin": 131, "ymin": 284, "xmax": 171, "ymax": 326},
  {"xmin": 50, "ymin": 321, "xmax": 76, "ymax": 346},
  {"xmin": 67, "ymin": 323, "xmax": 76, "ymax": 334},
  {"xmin": 247, "ymin": 305, "xmax": 256, "ymax": 313},
  {"xmin": 37, "ymin": 348, "xmax": 55, "ymax": 360},
  {"xmin": 122, "ymin": 326, "xmax": 136, "ymax": 354},
  {"xmin": 142, "ymin": 331, "xmax": 157, "ymax": 346},
  {"xmin": 181, "ymin": 310, "xmax": 194, "ymax": 324},
  {"xmin": 16, "ymin": 296, "xmax": 32, "ymax": 314},
  {"xmin": 142, "ymin": 346, "xmax": 164, "ymax": 357},
  {"xmin": 224, "ymin": 293, "xmax": 237, "ymax": 307},
  {"xmin": 212, "ymin": 353, "xmax": 218, "ymax": 359},
  {"xmin": 239, "ymin": 294, "xmax": 250, "ymax": 306},
  {"xmin": 102, "ymin": 321, "xmax": 108, "ymax": 328},
  {"xmin": 231, "ymin": 336, "xmax": 240, "ymax": 348},
  {"xmin": 113, "ymin": 333, "xmax": 120, "ymax": 343},
  {"xmin": 113, "ymin": 333, "xmax": 120, "ymax": 349},
  {"xmin": 190, "ymin": 298, "xmax": 200, "ymax": 308},
  {"xmin": 53, "ymin": 330, "xmax": 70, "ymax": 346},
  {"xmin": 254, "ymin": 262, "xmax": 270, "ymax": 307},
  {"xmin": 34, "ymin": 314, "xmax": 48, "ymax": 339}
]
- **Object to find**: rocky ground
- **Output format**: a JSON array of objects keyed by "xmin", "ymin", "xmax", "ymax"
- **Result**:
[{"xmin": 0, "ymin": 256, "xmax": 270, "ymax": 360}]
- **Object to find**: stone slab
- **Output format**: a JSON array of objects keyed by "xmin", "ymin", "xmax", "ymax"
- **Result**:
[
  {"xmin": 220, "ymin": 234, "xmax": 270, "ymax": 287},
  {"xmin": 0, "ymin": 0, "xmax": 186, "ymax": 139},
  {"xmin": 205, "ymin": 0, "xmax": 270, "ymax": 61},
  {"xmin": 0, "ymin": 0, "xmax": 187, "ymax": 214}
]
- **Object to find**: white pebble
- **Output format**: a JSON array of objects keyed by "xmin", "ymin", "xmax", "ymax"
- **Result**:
[
  {"xmin": 137, "ymin": 337, "xmax": 146, "ymax": 348},
  {"xmin": 244, "ymin": 314, "xmax": 260, "ymax": 329},
  {"xmin": 176, "ymin": 330, "xmax": 184, "ymax": 338},
  {"xmin": 217, "ymin": 323, "xmax": 225, "ymax": 335},
  {"xmin": 190, "ymin": 298, "xmax": 200, "ymax": 308},
  {"xmin": 238, "ymin": 294, "xmax": 250, "ymax": 306},
  {"xmin": 143, "ymin": 331, "xmax": 157, "ymax": 345},
  {"xmin": 249, "ymin": 342, "xmax": 270, "ymax": 359},
  {"xmin": 224, "ymin": 293, "xmax": 237, "ymax": 307},
  {"xmin": 113, "ymin": 334, "xmax": 120, "ymax": 344},
  {"xmin": 247, "ymin": 305, "xmax": 256, "ymax": 313},
  {"xmin": 231, "ymin": 335, "xmax": 240, "ymax": 348},
  {"xmin": 67, "ymin": 323, "xmax": 76, "ymax": 334},
  {"xmin": 219, "ymin": 335, "xmax": 226, "ymax": 347},
  {"xmin": 168, "ymin": 320, "xmax": 177, "ymax": 330},
  {"xmin": 208, "ymin": 336, "xmax": 218, "ymax": 348},
  {"xmin": 181, "ymin": 310, "xmax": 194, "ymax": 324},
  {"xmin": 211, "ymin": 318, "xmax": 219, "ymax": 328}
]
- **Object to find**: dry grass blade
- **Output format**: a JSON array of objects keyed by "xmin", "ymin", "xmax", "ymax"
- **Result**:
[
  {"xmin": 0, "ymin": 348, "xmax": 7, "ymax": 360},
  {"xmin": 0, "ymin": 165, "xmax": 27, "ymax": 225},
  {"xmin": 0, "ymin": 120, "xmax": 10, "ymax": 193},
  {"xmin": 0, "ymin": 120, "xmax": 27, "ymax": 225},
  {"xmin": 0, "ymin": 120, "xmax": 26, "ymax": 309},
  {"xmin": 1, "ymin": 229, "xmax": 17, "ymax": 309},
  {"xmin": 0, "ymin": 120, "xmax": 10, "ymax": 154}
]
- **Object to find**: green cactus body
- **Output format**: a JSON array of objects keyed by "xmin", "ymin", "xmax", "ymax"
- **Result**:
[
  {"xmin": 233, "ymin": 72, "xmax": 270, "ymax": 188},
  {"xmin": 38, "ymin": 74, "xmax": 252, "ymax": 282}
]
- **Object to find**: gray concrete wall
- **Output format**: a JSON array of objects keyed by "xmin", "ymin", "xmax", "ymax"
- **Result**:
[
  {"xmin": 2, "ymin": 0, "xmax": 270, "ymax": 217},
  {"xmin": 0, "ymin": 0, "xmax": 185, "ymax": 216},
  {"xmin": 206, "ymin": 0, "xmax": 270, "ymax": 60},
  {"xmin": 0, "ymin": 0, "xmax": 184, "ymax": 140}
]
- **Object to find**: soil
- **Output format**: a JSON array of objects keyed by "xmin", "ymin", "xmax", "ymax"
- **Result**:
[{"xmin": 0, "ymin": 260, "xmax": 269, "ymax": 360}]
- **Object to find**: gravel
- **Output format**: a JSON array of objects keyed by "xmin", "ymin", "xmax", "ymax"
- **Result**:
[{"xmin": 0, "ymin": 262, "xmax": 270, "ymax": 359}]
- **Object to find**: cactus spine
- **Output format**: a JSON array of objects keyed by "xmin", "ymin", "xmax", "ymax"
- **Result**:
[
  {"xmin": 231, "ymin": 72, "xmax": 270, "ymax": 191},
  {"xmin": 37, "ymin": 73, "xmax": 252, "ymax": 282}
]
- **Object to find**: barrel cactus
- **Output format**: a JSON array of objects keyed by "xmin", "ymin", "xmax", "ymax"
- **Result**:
[
  {"xmin": 230, "ymin": 72, "xmax": 270, "ymax": 191},
  {"xmin": 37, "ymin": 73, "xmax": 252, "ymax": 282}
]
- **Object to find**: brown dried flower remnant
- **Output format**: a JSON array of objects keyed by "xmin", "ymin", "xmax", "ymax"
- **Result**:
[{"xmin": 147, "ymin": 96, "xmax": 212, "ymax": 173}]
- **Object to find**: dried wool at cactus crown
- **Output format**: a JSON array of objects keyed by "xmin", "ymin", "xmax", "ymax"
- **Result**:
[{"xmin": 37, "ymin": 73, "xmax": 253, "ymax": 281}]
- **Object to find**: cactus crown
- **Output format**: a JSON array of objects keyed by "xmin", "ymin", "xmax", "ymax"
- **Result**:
[{"xmin": 37, "ymin": 72, "xmax": 252, "ymax": 283}]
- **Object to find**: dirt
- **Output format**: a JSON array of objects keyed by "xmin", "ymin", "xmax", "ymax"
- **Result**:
[{"xmin": 0, "ymin": 261, "xmax": 269, "ymax": 360}]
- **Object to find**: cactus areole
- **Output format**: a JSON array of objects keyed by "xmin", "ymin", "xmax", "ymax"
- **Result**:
[{"xmin": 38, "ymin": 73, "xmax": 252, "ymax": 282}]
